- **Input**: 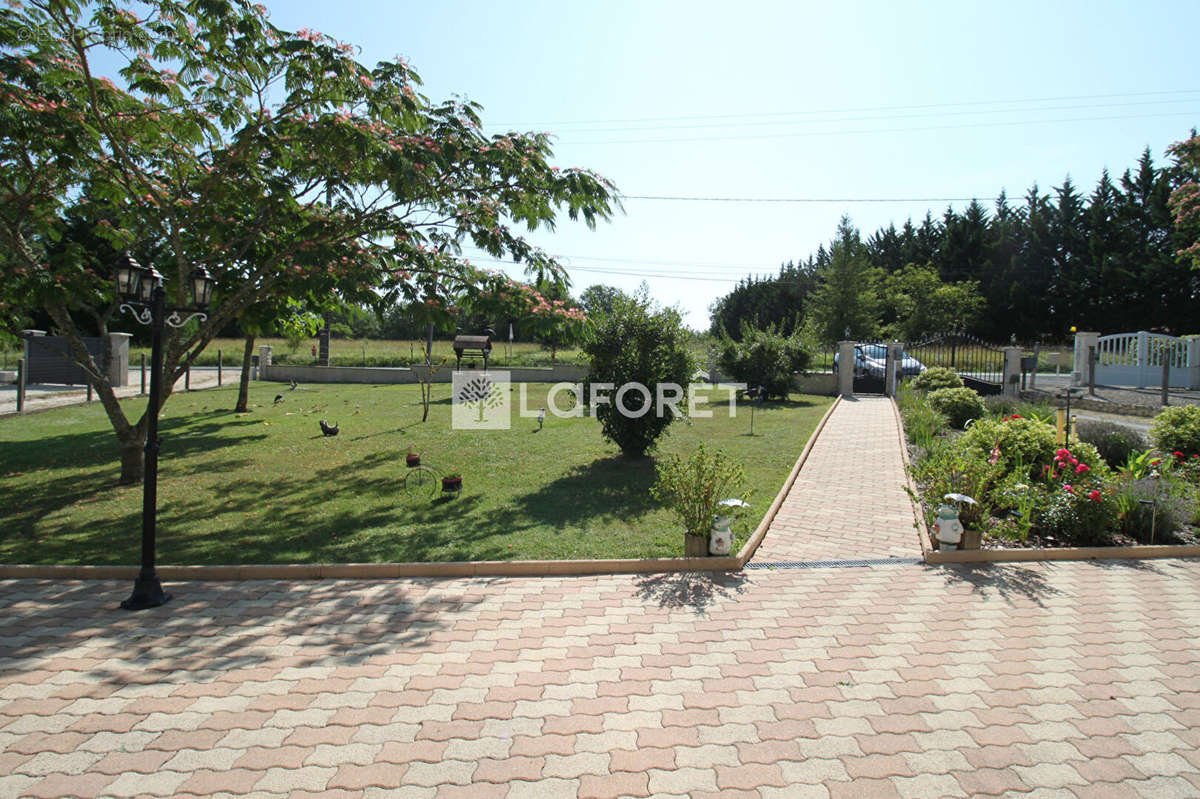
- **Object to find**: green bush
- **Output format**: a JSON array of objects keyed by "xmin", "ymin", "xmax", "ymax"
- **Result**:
[
  {"xmin": 1150, "ymin": 405, "xmax": 1200, "ymax": 458},
  {"xmin": 717, "ymin": 322, "xmax": 810, "ymax": 401},
  {"xmin": 927, "ymin": 386, "xmax": 985, "ymax": 429},
  {"xmin": 651, "ymin": 443, "xmax": 752, "ymax": 539},
  {"xmin": 583, "ymin": 291, "xmax": 696, "ymax": 457},
  {"xmin": 912, "ymin": 366, "xmax": 963, "ymax": 393},
  {"xmin": 1075, "ymin": 420, "xmax": 1147, "ymax": 469},
  {"xmin": 960, "ymin": 416, "xmax": 1057, "ymax": 479}
]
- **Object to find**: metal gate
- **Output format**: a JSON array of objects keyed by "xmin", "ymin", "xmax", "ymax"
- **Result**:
[
  {"xmin": 851, "ymin": 341, "xmax": 888, "ymax": 394},
  {"xmin": 905, "ymin": 333, "xmax": 1004, "ymax": 395}
]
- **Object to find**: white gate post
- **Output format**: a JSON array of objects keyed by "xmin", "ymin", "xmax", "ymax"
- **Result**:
[
  {"xmin": 885, "ymin": 341, "xmax": 902, "ymax": 397},
  {"xmin": 1188, "ymin": 338, "xmax": 1200, "ymax": 390},
  {"xmin": 1003, "ymin": 347, "xmax": 1022, "ymax": 398},
  {"xmin": 838, "ymin": 341, "xmax": 855, "ymax": 398},
  {"xmin": 1072, "ymin": 331, "xmax": 1099, "ymax": 387}
]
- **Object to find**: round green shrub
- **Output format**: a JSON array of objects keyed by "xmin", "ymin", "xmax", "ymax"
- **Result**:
[
  {"xmin": 1150, "ymin": 405, "xmax": 1200, "ymax": 458},
  {"xmin": 583, "ymin": 292, "xmax": 696, "ymax": 457},
  {"xmin": 911, "ymin": 366, "xmax": 963, "ymax": 393},
  {"xmin": 927, "ymin": 386, "xmax": 985, "ymax": 429},
  {"xmin": 1075, "ymin": 420, "xmax": 1147, "ymax": 469},
  {"xmin": 960, "ymin": 416, "xmax": 1056, "ymax": 477},
  {"xmin": 717, "ymin": 322, "xmax": 810, "ymax": 401}
]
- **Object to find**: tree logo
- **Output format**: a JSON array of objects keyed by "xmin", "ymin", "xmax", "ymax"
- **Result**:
[{"xmin": 452, "ymin": 371, "xmax": 510, "ymax": 429}]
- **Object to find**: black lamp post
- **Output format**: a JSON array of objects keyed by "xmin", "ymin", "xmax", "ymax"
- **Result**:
[{"xmin": 114, "ymin": 253, "xmax": 214, "ymax": 610}]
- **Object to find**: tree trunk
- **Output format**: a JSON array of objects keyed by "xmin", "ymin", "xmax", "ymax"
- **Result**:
[
  {"xmin": 235, "ymin": 334, "xmax": 254, "ymax": 412},
  {"xmin": 118, "ymin": 435, "xmax": 145, "ymax": 484}
]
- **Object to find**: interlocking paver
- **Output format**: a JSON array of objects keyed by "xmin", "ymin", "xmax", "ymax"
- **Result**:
[
  {"xmin": 3, "ymin": 399, "xmax": 1200, "ymax": 798},
  {"xmin": 753, "ymin": 395, "xmax": 920, "ymax": 562}
]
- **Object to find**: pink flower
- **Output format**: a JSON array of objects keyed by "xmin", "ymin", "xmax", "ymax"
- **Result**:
[
  {"xmin": 1075, "ymin": 463, "xmax": 1090, "ymax": 475},
  {"xmin": 1063, "ymin": 484, "xmax": 1074, "ymax": 494}
]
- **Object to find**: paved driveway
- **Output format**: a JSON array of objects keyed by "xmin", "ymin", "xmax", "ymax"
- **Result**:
[{"xmin": 2, "ymin": 558, "xmax": 1199, "ymax": 798}]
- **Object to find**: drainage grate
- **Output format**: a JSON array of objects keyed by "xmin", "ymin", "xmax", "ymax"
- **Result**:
[{"xmin": 746, "ymin": 557, "xmax": 924, "ymax": 570}]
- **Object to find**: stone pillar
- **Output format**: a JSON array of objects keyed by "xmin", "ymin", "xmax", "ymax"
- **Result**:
[
  {"xmin": 1003, "ymin": 346, "xmax": 1022, "ymax": 398},
  {"xmin": 318, "ymin": 315, "xmax": 331, "ymax": 366},
  {"xmin": 107, "ymin": 332, "xmax": 132, "ymax": 387},
  {"xmin": 885, "ymin": 341, "xmax": 902, "ymax": 397},
  {"xmin": 259, "ymin": 345, "xmax": 272, "ymax": 381},
  {"xmin": 837, "ymin": 341, "xmax": 855, "ymax": 398},
  {"xmin": 1072, "ymin": 331, "xmax": 1099, "ymax": 386}
]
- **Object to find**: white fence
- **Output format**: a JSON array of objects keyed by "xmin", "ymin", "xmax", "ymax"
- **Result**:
[{"xmin": 1079, "ymin": 331, "xmax": 1200, "ymax": 388}]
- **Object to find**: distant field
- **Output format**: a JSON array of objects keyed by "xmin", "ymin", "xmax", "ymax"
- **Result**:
[{"xmin": 149, "ymin": 337, "xmax": 589, "ymax": 369}]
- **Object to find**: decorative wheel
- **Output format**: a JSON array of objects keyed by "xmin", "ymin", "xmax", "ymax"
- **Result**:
[{"xmin": 403, "ymin": 463, "xmax": 441, "ymax": 498}]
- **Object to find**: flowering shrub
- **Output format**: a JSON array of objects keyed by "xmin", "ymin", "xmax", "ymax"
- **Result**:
[
  {"xmin": 1034, "ymin": 446, "xmax": 1116, "ymax": 545},
  {"xmin": 1150, "ymin": 405, "xmax": 1200, "ymax": 459}
]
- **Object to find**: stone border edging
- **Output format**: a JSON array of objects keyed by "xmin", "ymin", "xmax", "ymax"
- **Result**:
[
  {"xmin": 0, "ymin": 397, "xmax": 842, "ymax": 582},
  {"xmin": 893, "ymin": 397, "xmax": 1200, "ymax": 564}
]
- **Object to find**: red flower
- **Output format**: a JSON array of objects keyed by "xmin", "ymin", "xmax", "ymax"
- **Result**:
[
  {"xmin": 1174, "ymin": 451, "xmax": 1185, "ymax": 459},
  {"xmin": 1088, "ymin": 490, "xmax": 1101, "ymax": 502},
  {"xmin": 1075, "ymin": 463, "xmax": 1090, "ymax": 475}
]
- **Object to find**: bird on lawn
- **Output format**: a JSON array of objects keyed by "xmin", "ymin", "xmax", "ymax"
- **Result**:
[
  {"xmin": 273, "ymin": 394, "xmax": 283, "ymax": 405},
  {"xmin": 319, "ymin": 419, "xmax": 339, "ymax": 436},
  {"xmin": 289, "ymin": 378, "xmax": 298, "ymax": 390}
]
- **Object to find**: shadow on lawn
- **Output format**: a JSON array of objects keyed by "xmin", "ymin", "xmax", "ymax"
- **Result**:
[{"xmin": 515, "ymin": 456, "xmax": 658, "ymax": 527}]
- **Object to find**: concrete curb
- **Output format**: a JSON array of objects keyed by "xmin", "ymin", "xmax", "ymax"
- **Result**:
[{"xmin": 0, "ymin": 397, "xmax": 841, "ymax": 582}]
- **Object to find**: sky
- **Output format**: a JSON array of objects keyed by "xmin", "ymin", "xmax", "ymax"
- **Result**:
[{"xmin": 263, "ymin": 0, "xmax": 1200, "ymax": 330}]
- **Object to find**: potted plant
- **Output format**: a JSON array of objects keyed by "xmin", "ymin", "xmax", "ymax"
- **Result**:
[
  {"xmin": 406, "ymin": 445, "xmax": 420, "ymax": 468},
  {"xmin": 441, "ymin": 474, "xmax": 462, "ymax": 493},
  {"xmin": 652, "ymin": 444, "xmax": 752, "ymax": 558}
]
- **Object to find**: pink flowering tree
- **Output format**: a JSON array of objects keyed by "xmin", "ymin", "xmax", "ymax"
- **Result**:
[
  {"xmin": 1168, "ymin": 134, "xmax": 1200, "ymax": 271},
  {"xmin": 469, "ymin": 277, "xmax": 588, "ymax": 363},
  {"xmin": 0, "ymin": 1, "xmax": 617, "ymax": 482}
]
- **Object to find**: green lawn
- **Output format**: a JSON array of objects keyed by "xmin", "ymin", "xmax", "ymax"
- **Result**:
[{"xmin": 0, "ymin": 382, "xmax": 831, "ymax": 565}]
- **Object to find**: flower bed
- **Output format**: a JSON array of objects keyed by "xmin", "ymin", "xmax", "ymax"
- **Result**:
[{"xmin": 898, "ymin": 388, "xmax": 1200, "ymax": 550}]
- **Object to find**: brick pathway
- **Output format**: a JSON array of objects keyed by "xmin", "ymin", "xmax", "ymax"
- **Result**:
[
  {"xmin": 3, "ymin": 558, "xmax": 1199, "ymax": 798},
  {"xmin": 754, "ymin": 396, "xmax": 922, "ymax": 564}
]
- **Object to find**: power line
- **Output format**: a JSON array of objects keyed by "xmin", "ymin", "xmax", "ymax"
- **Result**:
[
  {"xmin": 621, "ymin": 194, "xmax": 991, "ymax": 204},
  {"xmin": 558, "ymin": 109, "xmax": 1200, "ymax": 145},
  {"xmin": 489, "ymin": 96, "xmax": 1200, "ymax": 136},
  {"xmin": 484, "ymin": 88, "xmax": 1200, "ymax": 128}
]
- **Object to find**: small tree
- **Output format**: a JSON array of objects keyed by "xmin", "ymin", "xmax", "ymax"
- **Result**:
[
  {"xmin": 652, "ymin": 444, "xmax": 752, "ymax": 546},
  {"xmin": 717, "ymin": 321, "xmax": 809, "ymax": 401},
  {"xmin": 583, "ymin": 292, "xmax": 695, "ymax": 457}
]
